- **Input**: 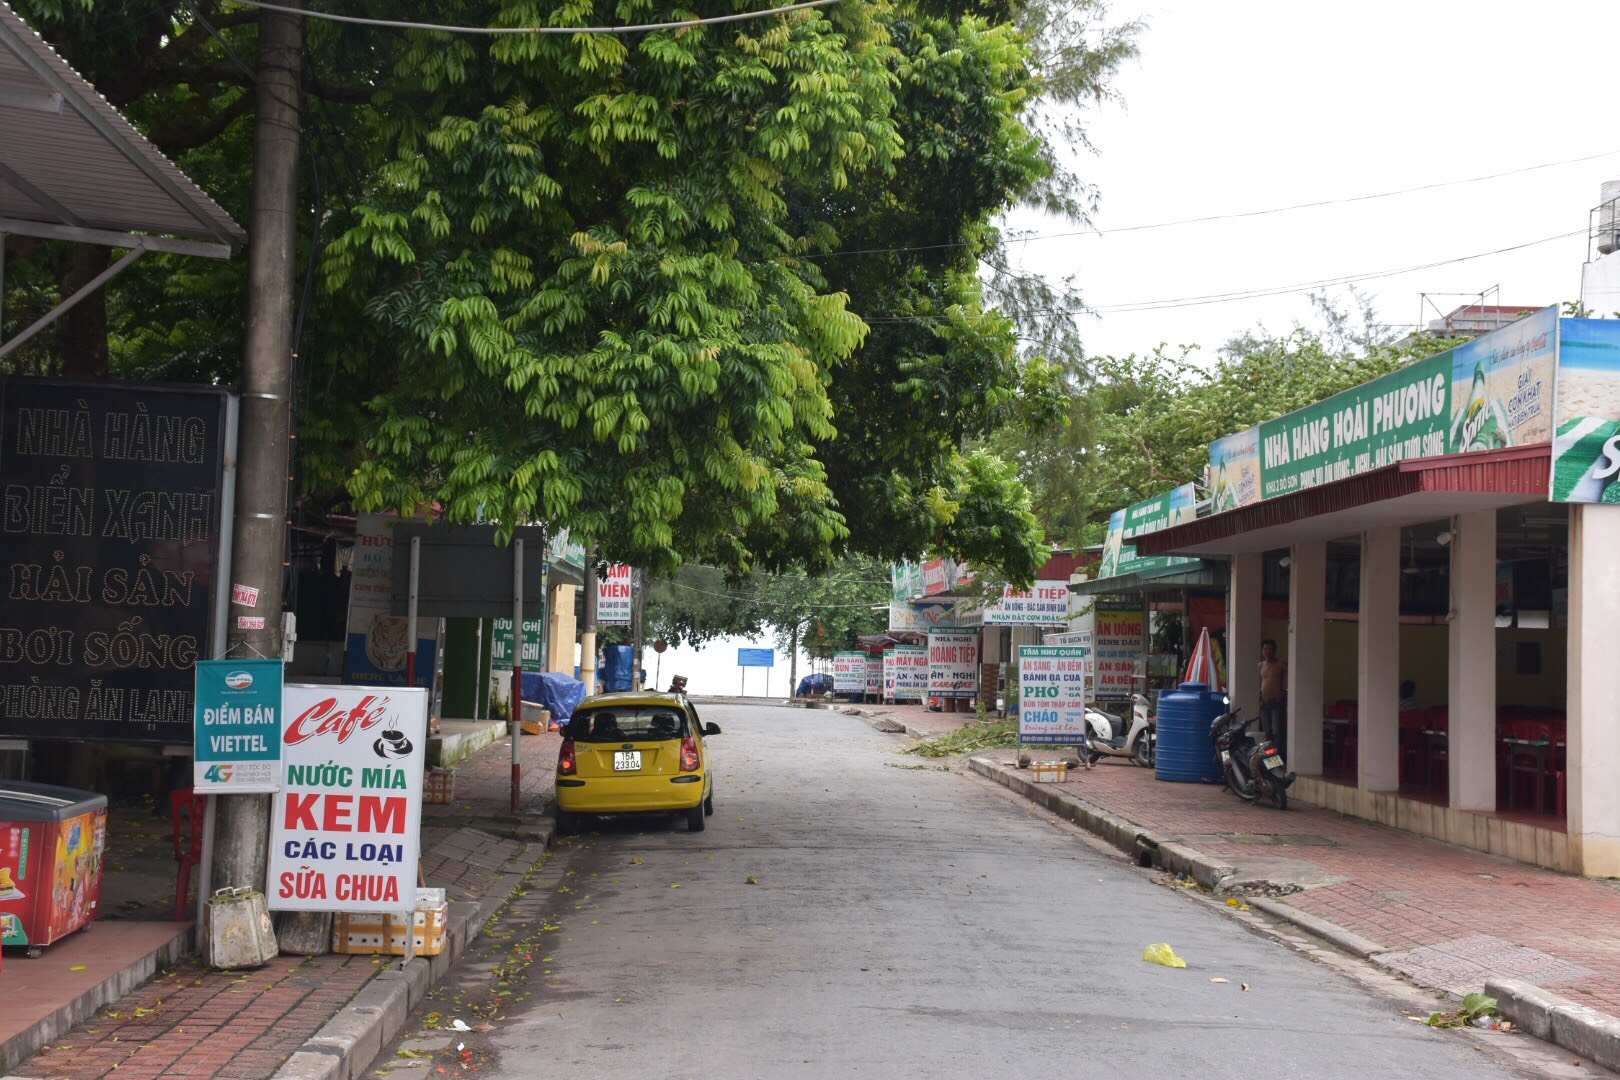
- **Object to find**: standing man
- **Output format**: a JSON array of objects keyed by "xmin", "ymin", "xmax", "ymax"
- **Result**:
[{"xmin": 1258, "ymin": 638, "xmax": 1287, "ymax": 756}]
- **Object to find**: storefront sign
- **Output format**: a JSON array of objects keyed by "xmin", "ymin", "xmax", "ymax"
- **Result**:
[
  {"xmin": 890, "ymin": 561, "xmax": 925, "ymax": 603},
  {"xmin": 1097, "ymin": 484, "xmax": 1199, "ymax": 581},
  {"xmin": 344, "ymin": 514, "xmax": 438, "ymax": 689},
  {"xmin": 1093, "ymin": 603, "xmax": 1144, "ymax": 702},
  {"xmin": 922, "ymin": 558, "xmax": 954, "ymax": 596},
  {"xmin": 1043, "ymin": 630, "xmax": 1093, "ymax": 692},
  {"xmin": 980, "ymin": 580, "xmax": 1071, "ymax": 626},
  {"xmin": 887, "ymin": 644, "xmax": 926, "ymax": 700},
  {"xmin": 866, "ymin": 656, "xmax": 883, "ymax": 697},
  {"xmin": 597, "ymin": 564, "xmax": 634, "ymax": 626},
  {"xmin": 1203, "ymin": 307, "xmax": 1586, "ymax": 511},
  {"xmin": 490, "ymin": 617, "xmax": 544, "ymax": 671},
  {"xmin": 1551, "ymin": 317, "xmax": 1620, "ymax": 502},
  {"xmin": 194, "ymin": 659, "xmax": 282, "ymax": 793},
  {"xmin": 889, "ymin": 600, "xmax": 975, "ymax": 632},
  {"xmin": 882, "ymin": 648, "xmax": 898, "ymax": 700},
  {"xmin": 1017, "ymin": 646, "xmax": 1088, "ymax": 745},
  {"xmin": 832, "ymin": 651, "xmax": 867, "ymax": 692},
  {"xmin": 927, "ymin": 631, "xmax": 977, "ymax": 699},
  {"xmin": 268, "ymin": 685, "xmax": 428, "ymax": 912},
  {"xmin": 0, "ymin": 378, "xmax": 229, "ymax": 744}
]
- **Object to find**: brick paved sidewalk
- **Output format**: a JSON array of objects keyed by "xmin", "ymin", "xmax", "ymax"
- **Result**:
[
  {"xmin": 979, "ymin": 755, "xmax": 1620, "ymax": 1019},
  {"xmin": 836, "ymin": 700, "xmax": 982, "ymax": 739},
  {"xmin": 16, "ymin": 729, "xmax": 558, "ymax": 1080}
]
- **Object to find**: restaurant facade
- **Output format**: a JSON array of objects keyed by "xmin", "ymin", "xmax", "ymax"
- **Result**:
[{"xmin": 1106, "ymin": 308, "xmax": 1620, "ymax": 875}]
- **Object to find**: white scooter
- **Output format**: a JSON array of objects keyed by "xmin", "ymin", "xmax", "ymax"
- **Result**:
[{"xmin": 1082, "ymin": 694, "xmax": 1157, "ymax": 768}]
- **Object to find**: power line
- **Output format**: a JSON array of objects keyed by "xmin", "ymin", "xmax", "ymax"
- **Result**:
[
  {"xmin": 859, "ymin": 227, "xmax": 1586, "ymax": 322},
  {"xmin": 224, "ymin": 0, "xmax": 841, "ymax": 34},
  {"xmin": 803, "ymin": 146, "xmax": 1620, "ymax": 261}
]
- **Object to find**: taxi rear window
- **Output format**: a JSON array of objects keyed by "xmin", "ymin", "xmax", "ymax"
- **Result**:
[{"xmin": 567, "ymin": 706, "xmax": 690, "ymax": 743}]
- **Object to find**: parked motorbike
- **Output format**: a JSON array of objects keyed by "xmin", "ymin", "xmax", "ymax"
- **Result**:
[
  {"xmin": 1208, "ymin": 708, "xmax": 1293, "ymax": 809},
  {"xmin": 1083, "ymin": 695, "xmax": 1157, "ymax": 768}
]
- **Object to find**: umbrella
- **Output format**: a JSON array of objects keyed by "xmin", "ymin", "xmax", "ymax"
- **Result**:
[{"xmin": 1183, "ymin": 627, "xmax": 1223, "ymax": 690}]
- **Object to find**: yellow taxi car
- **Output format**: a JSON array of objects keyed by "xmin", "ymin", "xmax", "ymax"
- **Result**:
[{"xmin": 553, "ymin": 691, "xmax": 720, "ymax": 835}]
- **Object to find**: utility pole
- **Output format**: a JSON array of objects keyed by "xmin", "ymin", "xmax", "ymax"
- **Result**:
[
  {"xmin": 630, "ymin": 569, "xmax": 647, "ymax": 690},
  {"xmin": 213, "ymin": 0, "xmax": 304, "ymax": 931},
  {"xmin": 580, "ymin": 553, "xmax": 598, "ymax": 695}
]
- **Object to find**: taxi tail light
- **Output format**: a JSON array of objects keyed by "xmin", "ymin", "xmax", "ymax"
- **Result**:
[
  {"xmin": 559, "ymin": 739, "xmax": 577, "ymax": 775},
  {"xmin": 680, "ymin": 736, "xmax": 700, "ymax": 772}
]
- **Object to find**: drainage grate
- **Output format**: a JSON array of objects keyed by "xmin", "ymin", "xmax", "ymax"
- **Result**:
[{"xmin": 1380, "ymin": 934, "xmax": 1596, "ymax": 994}]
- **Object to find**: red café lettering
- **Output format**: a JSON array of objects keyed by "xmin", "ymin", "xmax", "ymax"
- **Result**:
[{"xmin": 285, "ymin": 694, "xmax": 391, "ymax": 744}]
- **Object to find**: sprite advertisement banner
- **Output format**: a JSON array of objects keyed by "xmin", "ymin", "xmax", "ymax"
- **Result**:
[
  {"xmin": 1208, "ymin": 306, "xmax": 1577, "ymax": 509},
  {"xmin": 1097, "ymin": 483, "xmax": 1198, "ymax": 581},
  {"xmin": 1552, "ymin": 318, "xmax": 1620, "ymax": 503}
]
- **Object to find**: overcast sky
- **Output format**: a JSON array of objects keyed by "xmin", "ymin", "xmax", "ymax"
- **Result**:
[{"xmin": 1002, "ymin": 0, "xmax": 1620, "ymax": 363}]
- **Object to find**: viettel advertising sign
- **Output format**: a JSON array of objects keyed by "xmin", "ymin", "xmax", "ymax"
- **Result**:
[
  {"xmin": 193, "ymin": 659, "xmax": 282, "ymax": 793},
  {"xmin": 268, "ymin": 685, "xmax": 428, "ymax": 912}
]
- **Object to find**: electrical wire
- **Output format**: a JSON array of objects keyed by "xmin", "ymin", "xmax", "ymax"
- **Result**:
[
  {"xmin": 859, "ymin": 227, "xmax": 1587, "ymax": 322},
  {"xmin": 802, "ymin": 146, "xmax": 1620, "ymax": 260},
  {"xmin": 223, "ymin": 0, "xmax": 842, "ymax": 34}
]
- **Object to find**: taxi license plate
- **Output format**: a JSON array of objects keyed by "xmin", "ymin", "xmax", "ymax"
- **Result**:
[
  {"xmin": 1262, "ymin": 755, "xmax": 1283, "ymax": 770},
  {"xmin": 614, "ymin": 751, "xmax": 642, "ymax": 771}
]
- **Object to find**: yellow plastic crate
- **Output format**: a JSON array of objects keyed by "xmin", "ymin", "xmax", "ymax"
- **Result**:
[
  {"xmin": 332, "ymin": 889, "xmax": 448, "ymax": 956},
  {"xmin": 1029, "ymin": 761, "xmax": 1068, "ymax": 783}
]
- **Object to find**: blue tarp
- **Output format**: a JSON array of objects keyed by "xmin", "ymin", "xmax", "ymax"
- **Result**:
[
  {"xmin": 521, "ymin": 671, "xmax": 588, "ymax": 721},
  {"xmin": 795, "ymin": 673, "xmax": 834, "ymax": 697}
]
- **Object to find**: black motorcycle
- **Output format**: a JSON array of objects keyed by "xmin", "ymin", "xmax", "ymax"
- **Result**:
[{"xmin": 1209, "ymin": 709, "xmax": 1294, "ymax": 809}]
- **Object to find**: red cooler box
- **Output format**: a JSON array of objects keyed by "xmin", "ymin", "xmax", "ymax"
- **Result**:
[{"xmin": 0, "ymin": 782, "xmax": 108, "ymax": 954}]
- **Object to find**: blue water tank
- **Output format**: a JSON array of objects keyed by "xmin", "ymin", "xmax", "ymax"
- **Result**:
[
  {"xmin": 599, "ymin": 646, "xmax": 634, "ymax": 691},
  {"xmin": 1155, "ymin": 681, "xmax": 1226, "ymax": 783}
]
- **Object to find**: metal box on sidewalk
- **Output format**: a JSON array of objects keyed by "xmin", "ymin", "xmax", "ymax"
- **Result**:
[{"xmin": 0, "ymin": 781, "xmax": 107, "ymax": 954}]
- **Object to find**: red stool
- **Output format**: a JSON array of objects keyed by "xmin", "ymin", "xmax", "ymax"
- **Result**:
[{"xmin": 171, "ymin": 788, "xmax": 207, "ymax": 922}]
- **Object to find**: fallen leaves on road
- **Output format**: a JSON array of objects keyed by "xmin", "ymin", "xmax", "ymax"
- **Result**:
[
  {"xmin": 1241, "ymin": 983, "xmax": 1251, "ymax": 992},
  {"xmin": 746, "ymin": 876, "xmax": 758, "ymax": 884},
  {"xmin": 1210, "ymin": 978, "xmax": 1229, "ymax": 984}
]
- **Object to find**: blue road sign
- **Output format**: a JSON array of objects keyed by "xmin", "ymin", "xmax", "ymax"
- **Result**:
[{"xmin": 737, "ymin": 648, "xmax": 775, "ymax": 668}]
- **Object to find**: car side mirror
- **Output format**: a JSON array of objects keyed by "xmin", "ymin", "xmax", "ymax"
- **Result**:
[{"xmin": 703, "ymin": 722, "xmax": 721, "ymax": 736}]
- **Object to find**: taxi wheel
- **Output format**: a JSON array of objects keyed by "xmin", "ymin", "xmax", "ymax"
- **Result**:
[
  {"xmin": 554, "ymin": 808, "xmax": 577, "ymax": 837},
  {"xmin": 686, "ymin": 805, "xmax": 706, "ymax": 832},
  {"xmin": 704, "ymin": 791, "xmax": 715, "ymax": 816}
]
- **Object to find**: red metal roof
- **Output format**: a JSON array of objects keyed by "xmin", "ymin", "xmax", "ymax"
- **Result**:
[{"xmin": 1134, "ymin": 445, "xmax": 1551, "ymax": 557}]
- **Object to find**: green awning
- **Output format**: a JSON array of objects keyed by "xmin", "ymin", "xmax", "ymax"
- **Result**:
[{"xmin": 1068, "ymin": 559, "xmax": 1224, "ymax": 597}]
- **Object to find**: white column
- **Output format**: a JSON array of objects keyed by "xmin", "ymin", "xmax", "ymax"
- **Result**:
[
  {"xmin": 1448, "ymin": 511, "xmax": 1497, "ymax": 811},
  {"xmin": 1228, "ymin": 552, "xmax": 1263, "ymax": 710},
  {"xmin": 1358, "ymin": 528, "xmax": 1401, "ymax": 792},
  {"xmin": 1288, "ymin": 540, "xmax": 1326, "ymax": 775},
  {"xmin": 1570, "ymin": 505, "xmax": 1620, "ymax": 874}
]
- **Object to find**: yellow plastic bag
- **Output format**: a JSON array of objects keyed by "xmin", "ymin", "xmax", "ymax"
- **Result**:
[{"xmin": 1143, "ymin": 943, "xmax": 1187, "ymax": 969}]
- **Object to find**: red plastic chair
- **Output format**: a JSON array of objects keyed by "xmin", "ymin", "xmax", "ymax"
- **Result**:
[{"xmin": 171, "ymin": 788, "xmax": 207, "ymax": 922}]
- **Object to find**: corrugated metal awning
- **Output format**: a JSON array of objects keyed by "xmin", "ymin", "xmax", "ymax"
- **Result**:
[
  {"xmin": 0, "ymin": 2, "xmax": 244, "ymax": 254},
  {"xmin": 1134, "ymin": 445, "xmax": 1550, "ymax": 557}
]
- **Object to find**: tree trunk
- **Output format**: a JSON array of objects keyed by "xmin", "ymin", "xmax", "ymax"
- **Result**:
[
  {"xmin": 630, "ymin": 568, "xmax": 647, "ymax": 690},
  {"xmin": 54, "ymin": 243, "xmax": 109, "ymax": 379},
  {"xmin": 788, "ymin": 623, "xmax": 798, "ymax": 698},
  {"xmin": 580, "ymin": 552, "xmax": 599, "ymax": 695},
  {"xmin": 214, "ymin": 0, "xmax": 304, "ymax": 961}
]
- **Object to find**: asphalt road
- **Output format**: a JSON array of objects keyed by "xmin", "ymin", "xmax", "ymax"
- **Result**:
[{"xmin": 372, "ymin": 702, "xmax": 1568, "ymax": 1079}]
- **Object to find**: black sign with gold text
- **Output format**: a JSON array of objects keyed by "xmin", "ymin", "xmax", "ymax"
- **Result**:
[{"xmin": 1, "ymin": 378, "xmax": 228, "ymax": 744}]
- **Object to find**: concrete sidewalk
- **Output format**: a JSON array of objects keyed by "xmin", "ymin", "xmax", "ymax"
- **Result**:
[
  {"xmin": 962, "ymin": 751, "xmax": 1620, "ymax": 1071},
  {"xmin": 4, "ymin": 726, "xmax": 561, "ymax": 1080}
]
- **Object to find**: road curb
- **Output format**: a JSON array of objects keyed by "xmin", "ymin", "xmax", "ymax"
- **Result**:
[
  {"xmin": 271, "ymin": 823, "xmax": 554, "ymax": 1080},
  {"xmin": 1245, "ymin": 897, "xmax": 1387, "ymax": 959},
  {"xmin": 1487, "ymin": 977, "xmax": 1620, "ymax": 1071}
]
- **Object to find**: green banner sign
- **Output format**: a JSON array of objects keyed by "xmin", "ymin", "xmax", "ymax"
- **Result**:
[
  {"xmin": 491, "ymin": 617, "xmax": 544, "ymax": 671},
  {"xmin": 1098, "ymin": 483, "xmax": 1198, "ymax": 581}
]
